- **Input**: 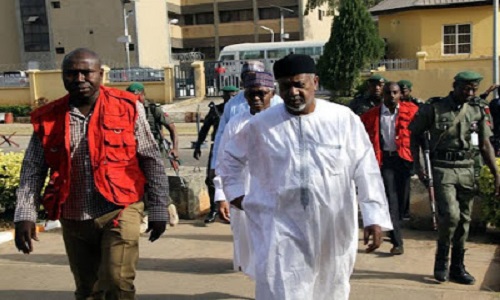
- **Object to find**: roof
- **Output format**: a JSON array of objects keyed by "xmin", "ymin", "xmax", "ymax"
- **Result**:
[{"xmin": 370, "ymin": 0, "xmax": 491, "ymax": 15}]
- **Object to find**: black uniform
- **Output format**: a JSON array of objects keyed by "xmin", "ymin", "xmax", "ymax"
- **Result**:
[{"xmin": 195, "ymin": 101, "xmax": 226, "ymax": 213}]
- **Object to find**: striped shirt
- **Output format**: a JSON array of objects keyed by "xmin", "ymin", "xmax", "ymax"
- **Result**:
[{"xmin": 14, "ymin": 100, "xmax": 169, "ymax": 223}]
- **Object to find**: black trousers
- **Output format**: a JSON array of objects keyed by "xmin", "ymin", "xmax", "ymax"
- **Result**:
[
  {"xmin": 205, "ymin": 144, "xmax": 216, "ymax": 212},
  {"xmin": 381, "ymin": 154, "xmax": 411, "ymax": 247}
]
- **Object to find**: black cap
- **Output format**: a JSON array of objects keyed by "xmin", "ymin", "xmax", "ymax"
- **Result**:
[{"xmin": 273, "ymin": 54, "xmax": 316, "ymax": 79}]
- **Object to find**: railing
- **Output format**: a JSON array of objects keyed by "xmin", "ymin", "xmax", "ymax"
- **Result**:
[
  {"xmin": 172, "ymin": 52, "xmax": 205, "ymax": 62},
  {"xmin": 369, "ymin": 59, "xmax": 418, "ymax": 71},
  {"xmin": 108, "ymin": 68, "xmax": 164, "ymax": 83},
  {"xmin": 0, "ymin": 74, "xmax": 29, "ymax": 87}
]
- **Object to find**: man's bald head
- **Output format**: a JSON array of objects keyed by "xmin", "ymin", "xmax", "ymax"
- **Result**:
[{"xmin": 62, "ymin": 48, "xmax": 102, "ymax": 69}]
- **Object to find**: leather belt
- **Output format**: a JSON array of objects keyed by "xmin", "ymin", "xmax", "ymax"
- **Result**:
[
  {"xmin": 433, "ymin": 151, "xmax": 473, "ymax": 161},
  {"xmin": 383, "ymin": 150, "xmax": 399, "ymax": 157}
]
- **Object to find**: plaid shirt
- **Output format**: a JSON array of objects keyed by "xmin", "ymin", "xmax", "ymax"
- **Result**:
[{"xmin": 14, "ymin": 100, "xmax": 169, "ymax": 223}]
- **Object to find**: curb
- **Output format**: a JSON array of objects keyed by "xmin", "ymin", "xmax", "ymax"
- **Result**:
[{"xmin": 0, "ymin": 220, "xmax": 61, "ymax": 245}]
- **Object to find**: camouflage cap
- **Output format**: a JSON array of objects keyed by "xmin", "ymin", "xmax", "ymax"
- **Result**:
[
  {"xmin": 454, "ymin": 71, "xmax": 483, "ymax": 83},
  {"xmin": 397, "ymin": 80, "xmax": 412, "ymax": 89},
  {"xmin": 367, "ymin": 74, "xmax": 386, "ymax": 83},
  {"xmin": 221, "ymin": 85, "xmax": 239, "ymax": 92},
  {"xmin": 126, "ymin": 82, "xmax": 145, "ymax": 93}
]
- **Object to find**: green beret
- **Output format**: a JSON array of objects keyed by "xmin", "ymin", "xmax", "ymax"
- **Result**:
[
  {"xmin": 398, "ymin": 80, "xmax": 412, "ymax": 89},
  {"xmin": 126, "ymin": 82, "xmax": 145, "ymax": 93},
  {"xmin": 454, "ymin": 71, "xmax": 483, "ymax": 83},
  {"xmin": 368, "ymin": 74, "xmax": 386, "ymax": 83},
  {"xmin": 221, "ymin": 85, "xmax": 239, "ymax": 92}
]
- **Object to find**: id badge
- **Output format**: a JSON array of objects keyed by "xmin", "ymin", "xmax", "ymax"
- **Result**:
[{"xmin": 471, "ymin": 132, "xmax": 479, "ymax": 146}]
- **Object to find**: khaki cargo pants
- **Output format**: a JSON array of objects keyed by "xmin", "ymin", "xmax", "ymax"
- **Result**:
[{"xmin": 60, "ymin": 201, "xmax": 144, "ymax": 300}]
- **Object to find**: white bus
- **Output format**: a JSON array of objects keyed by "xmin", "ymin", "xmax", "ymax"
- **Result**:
[{"xmin": 218, "ymin": 40, "xmax": 327, "ymax": 61}]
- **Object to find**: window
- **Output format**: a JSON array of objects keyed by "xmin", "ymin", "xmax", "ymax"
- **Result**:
[
  {"xmin": 51, "ymin": 1, "xmax": 60, "ymax": 8},
  {"xmin": 318, "ymin": 9, "xmax": 324, "ymax": 21},
  {"xmin": 55, "ymin": 47, "xmax": 65, "ymax": 54},
  {"xmin": 267, "ymin": 49, "xmax": 290, "ymax": 59},
  {"xmin": 196, "ymin": 12, "xmax": 214, "ymax": 25},
  {"xmin": 220, "ymin": 9, "xmax": 253, "ymax": 23},
  {"xmin": 20, "ymin": 0, "xmax": 50, "ymax": 52},
  {"xmin": 259, "ymin": 6, "xmax": 297, "ymax": 20},
  {"xmin": 443, "ymin": 24, "xmax": 471, "ymax": 55},
  {"xmin": 239, "ymin": 50, "xmax": 264, "ymax": 60},
  {"xmin": 184, "ymin": 14, "xmax": 194, "ymax": 26}
]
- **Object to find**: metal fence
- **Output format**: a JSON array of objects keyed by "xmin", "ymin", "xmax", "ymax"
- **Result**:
[
  {"xmin": 370, "ymin": 59, "xmax": 418, "ymax": 71},
  {"xmin": 172, "ymin": 52, "xmax": 205, "ymax": 63},
  {"xmin": 0, "ymin": 73, "xmax": 29, "ymax": 87},
  {"xmin": 108, "ymin": 68, "xmax": 164, "ymax": 82},
  {"xmin": 174, "ymin": 63, "xmax": 195, "ymax": 98}
]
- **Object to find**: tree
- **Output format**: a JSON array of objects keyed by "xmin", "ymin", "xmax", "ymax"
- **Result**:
[
  {"xmin": 305, "ymin": 0, "xmax": 383, "ymax": 12},
  {"xmin": 317, "ymin": 0, "xmax": 384, "ymax": 96}
]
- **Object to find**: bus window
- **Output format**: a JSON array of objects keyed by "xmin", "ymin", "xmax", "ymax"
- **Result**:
[
  {"xmin": 315, "ymin": 47, "xmax": 322, "ymax": 55},
  {"xmin": 267, "ymin": 49, "xmax": 290, "ymax": 59},
  {"xmin": 239, "ymin": 50, "xmax": 264, "ymax": 59},
  {"xmin": 294, "ymin": 47, "xmax": 313, "ymax": 55},
  {"xmin": 220, "ymin": 54, "xmax": 235, "ymax": 61}
]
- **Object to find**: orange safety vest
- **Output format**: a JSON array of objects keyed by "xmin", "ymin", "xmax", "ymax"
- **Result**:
[
  {"xmin": 31, "ymin": 86, "xmax": 146, "ymax": 220},
  {"xmin": 360, "ymin": 102, "xmax": 418, "ymax": 166}
]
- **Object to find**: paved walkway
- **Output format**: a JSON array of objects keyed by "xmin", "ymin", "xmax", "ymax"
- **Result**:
[{"xmin": 0, "ymin": 221, "xmax": 498, "ymax": 299}]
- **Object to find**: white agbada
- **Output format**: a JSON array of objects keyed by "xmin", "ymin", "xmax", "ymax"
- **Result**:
[
  {"xmin": 215, "ymin": 110, "xmax": 255, "ymax": 279},
  {"xmin": 219, "ymin": 99, "xmax": 392, "ymax": 300}
]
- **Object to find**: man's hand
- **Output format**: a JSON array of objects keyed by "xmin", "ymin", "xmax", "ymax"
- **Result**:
[
  {"xmin": 218, "ymin": 201, "xmax": 230, "ymax": 222},
  {"xmin": 230, "ymin": 195, "xmax": 245, "ymax": 210},
  {"xmin": 146, "ymin": 221, "xmax": 167, "ymax": 242},
  {"xmin": 363, "ymin": 224, "xmax": 382, "ymax": 253},
  {"xmin": 193, "ymin": 146, "xmax": 201, "ymax": 160},
  {"xmin": 169, "ymin": 149, "xmax": 179, "ymax": 160},
  {"xmin": 15, "ymin": 221, "xmax": 38, "ymax": 254},
  {"xmin": 416, "ymin": 167, "xmax": 427, "ymax": 184}
]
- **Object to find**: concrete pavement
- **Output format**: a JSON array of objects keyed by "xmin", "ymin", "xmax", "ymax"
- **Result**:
[{"xmin": 0, "ymin": 222, "xmax": 498, "ymax": 299}]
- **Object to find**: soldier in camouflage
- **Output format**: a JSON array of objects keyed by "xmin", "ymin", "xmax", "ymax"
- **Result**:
[
  {"xmin": 398, "ymin": 79, "xmax": 424, "ymax": 107},
  {"xmin": 348, "ymin": 74, "xmax": 385, "ymax": 116},
  {"xmin": 409, "ymin": 71, "xmax": 499, "ymax": 285}
]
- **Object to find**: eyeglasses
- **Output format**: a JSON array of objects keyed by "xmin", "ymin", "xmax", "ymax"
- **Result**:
[{"xmin": 244, "ymin": 89, "xmax": 272, "ymax": 99}]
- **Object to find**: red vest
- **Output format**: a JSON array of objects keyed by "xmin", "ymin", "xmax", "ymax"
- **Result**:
[
  {"xmin": 31, "ymin": 86, "xmax": 146, "ymax": 220},
  {"xmin": 360, "ymin": 102, "xmax": 418, "ymax": 166}
]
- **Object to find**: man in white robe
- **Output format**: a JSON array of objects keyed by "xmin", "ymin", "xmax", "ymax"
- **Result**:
[
  {"xmin": 214, "ymin": 71, "xmax": 276, "ymax": 279},
  {"xmin": 219, "ymin": 54, "xmax": 393, "ymax": 300}
]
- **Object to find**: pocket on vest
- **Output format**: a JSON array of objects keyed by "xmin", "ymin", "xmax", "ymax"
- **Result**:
[
  {"xmin": 104, "ymin": 132, "xmax": 136, "ymax": 161},
  {"xmin": 106, "ymin": 166, "xmax": 139, "ymax": 203}
]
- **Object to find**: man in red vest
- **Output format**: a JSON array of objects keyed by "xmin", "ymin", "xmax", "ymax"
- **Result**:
[
  {"xmin": 361, "ymin": 82, "xmax": 419, "ymax": 255},
  {"xmin": 13, "ymin": 48, "xmax": 169, "ymax": 299}
]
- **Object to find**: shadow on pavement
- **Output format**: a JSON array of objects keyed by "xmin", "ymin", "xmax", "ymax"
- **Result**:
[
  {"xmin": 1, "ymin": 254, "xmax": 234, "ymax": 275},
  {"xmin": 480, "ymin": 245, "xmax": 500, "ymax": 292},
  {"xmin": 0, "ymin": 290, "xmax": 73, "ymax": 300},
  {"xmin": 351, "ymin": 269, "xmax": 437, "ymax": 285},
  {"xmin": 140, "ymin": 293, "xmax": 253, "ymax": 300},
  {"xmin": 167, "ymin": 233, "xmax": 233, "ymax": 243}
]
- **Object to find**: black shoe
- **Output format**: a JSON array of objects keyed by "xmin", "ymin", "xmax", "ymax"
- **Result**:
[
  {"xmin": 204, "ymin": 211, "xmax": 218, "ymax": 223},
  {"xmin": 449, "ymin": 247, "xmax": 476, "ymax": 285},
  {"xmin": 390, "ymin": 246, "xmax": 404, "ymax": 255},
  {"xmin": 434, "ymin": 243, "xmax": 450, "ymax": 282}
]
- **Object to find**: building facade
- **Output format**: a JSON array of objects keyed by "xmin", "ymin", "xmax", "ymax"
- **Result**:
[{"xmin": 0, "ymin": 0, "xmax": 332, "ymax": 70}]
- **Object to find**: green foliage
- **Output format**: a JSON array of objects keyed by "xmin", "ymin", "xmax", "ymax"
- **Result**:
[
  {"xmin": 305, "ymin": 0, "xmax": 383, "ymax": 12},
  {"xmin": 478, "ymin": 159, "xmax": 500, "ymax": 227},
  {"xmin": 0, "ymin": 151, "xmax": 25, "ymax": 211},
  {"xmin": 0, "ymin": 105, "xmax": 32, "ymax": 117},
  {"xmin": 317, "ymin": 0, "xmax": 385, "ymax": 96}
]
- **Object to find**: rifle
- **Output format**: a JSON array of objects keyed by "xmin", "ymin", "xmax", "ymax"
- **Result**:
[
  {"xmin": 161, "ymin": 138, "xmax": 186, "ymax": 188},
  {"xmin": 422, "ymin": 131, "xmax": 438, "ymax": 230}
]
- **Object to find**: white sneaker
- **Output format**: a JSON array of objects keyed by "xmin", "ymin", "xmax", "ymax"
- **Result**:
[{"xmin": 168, "ymin": 204, "xmax": 179, "ymax": 226}]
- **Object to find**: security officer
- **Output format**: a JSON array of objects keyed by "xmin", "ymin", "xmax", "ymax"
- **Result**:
[
  {"xmin": 409, "ymin": 71, "xmax": 500, "ymax": 285},
  {"xmin": 398, "ymin": 79, "xmax": 424, "ymax": 106},
  {"xmin": 127, "ymin": 82, "xmax": 180, "ymax": 226},
  {"xmin": 348, "ymin": 74, "xmax": 386, "ymax": 116},
  {"xmin": 126, "ymin": 82, "xmax": 179, "ymax": 158},
  {"xmin": 193, "ymin": 85, "xmax": 239, "ymax": 223}
]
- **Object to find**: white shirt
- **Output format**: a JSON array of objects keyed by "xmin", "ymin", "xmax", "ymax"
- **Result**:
[
  {"xmin": 219, "ymin": 99, "xmax": 392, "ymax": 300},
  {"xmin": 380, "ymin": 103, "xmax": 398, "ymax": 152}
]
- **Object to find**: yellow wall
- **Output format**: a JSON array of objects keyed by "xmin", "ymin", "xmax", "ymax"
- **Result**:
[
  {"xmin": 378, "ymin": 11, "xmax": 423, "ymax": 59},
  {"xmin": 0, "ymin": 0, "xmax": 21, "ymax": 66},
  {"xmin": 134, "ymin": 0, "xmax": 169, "ymax": 67},
  {"xmin": 302, "ymin": 3, "xmax": 334, "ymax": 41},
  {"xmin": 378, "ymin": 6, "xmax": 493, "ymax": 60},
  {"xmin": 0, "ymin": 87, "xmax": 31, "ymax": 106},
  {"xmin": 375, "ymin": 65, "xmax": 493, "ymax": 101}
]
